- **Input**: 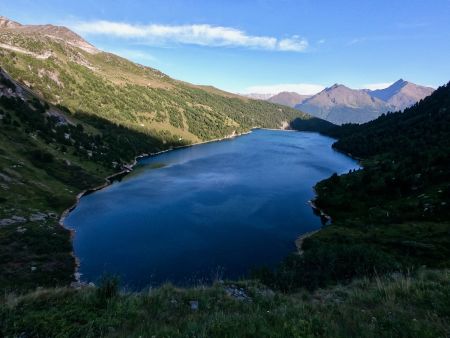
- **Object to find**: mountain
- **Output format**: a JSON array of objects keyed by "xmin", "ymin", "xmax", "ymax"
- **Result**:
[
  {"xmin": 242, "ymin": 92, "xmax": 311, "ymax": 108},
  {"xmin": 0, "ymin": 16, "xmax": 21, "ymax": 28},
  {"xmin": 296, "ymin": 81, "xmax": 434, "ymax": 125},
  {"xmin": 0, "ymin": 17, "xmax": 332, "ymax": 291},
  {"xmin": 0, "ymin": 16, "xmax": 98, "ymax": 54},
  {"xmin": 0, "ymin": 17, "xmax": 329, "ymax": 144},
  {"xmin": 267, "ymin": 91, "xmax": 311, "ymax": 107},
  {"xmin": 370, "ymin": 79, "xmax": 434, "ymax": 111},
  {"xmin": 295, "ymin": 84, "xmax": 390, "ymax": 124}
]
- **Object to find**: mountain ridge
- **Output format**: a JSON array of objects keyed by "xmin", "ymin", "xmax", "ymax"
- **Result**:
[
  {"xmin": 295, "ymin": 84, "xmax": 389, "ymax": 124},
  {"xmin": 370, "ymin": 79, "xmax": 434, "ymax": 111},
  {"xmin": 0, "ymin": 16, "xmax": 98, "ymax": 54},
  {"xmin": 295, "ymin": 80, "xmax": 434, "ymax": 124},
  {"xmin": 0, "ymin": 16, "xmax": 330, "ymax": 144}
]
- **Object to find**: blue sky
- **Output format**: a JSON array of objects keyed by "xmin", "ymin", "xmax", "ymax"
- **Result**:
[{"xmin": 1, "ymin": 0, "xmax": 449, "ymax": 94}]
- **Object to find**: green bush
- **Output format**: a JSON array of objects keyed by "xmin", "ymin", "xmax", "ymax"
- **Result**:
[
  {"xmin": 255, "ymin": 244, "xmax": 398, "ymax": 291},
  {"xmin": 95, "ymin": 275, "xmax": 119, "ymax": 305},
  {"xmin": 29, "ymin": 149, "xmax": 54, "ymax": 163}
]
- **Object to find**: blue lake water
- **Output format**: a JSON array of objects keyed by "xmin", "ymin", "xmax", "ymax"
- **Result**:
[{"xmin": 64, "ymin": 130, "xmax": 359, "ymax": 289}]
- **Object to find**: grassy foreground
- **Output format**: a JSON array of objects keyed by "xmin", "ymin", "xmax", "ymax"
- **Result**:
[{"xmin": 1, "ymin": 269, "xmax": 449, "ymax": 337}]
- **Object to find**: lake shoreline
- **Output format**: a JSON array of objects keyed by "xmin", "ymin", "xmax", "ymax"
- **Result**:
[
  {"xmin": 295, "ymin": 230, "xmax": 320, "ymax": 254},
  {"xmin": 59, "ymin": 127, "xmax": 351, "ymax": 285},
  {"xmin": 59, "ymin": 128, "xmax": 257, "ymax": 283}
]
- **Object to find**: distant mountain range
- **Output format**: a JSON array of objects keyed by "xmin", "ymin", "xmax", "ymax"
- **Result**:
[
  {"xmin": 268, "ymin": 92, "xmax": 311, "ymax": 107},
  {"xmin": 245, "ymin": 80, "xmax": 435, "ymax": 124},
  {"xmin": 369, "ymin": 79, "xmax": 435, "ymax": 111}
]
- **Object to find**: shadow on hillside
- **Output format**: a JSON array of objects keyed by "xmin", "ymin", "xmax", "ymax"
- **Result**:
[{"xmin": 289, "ymin": 117, "xmax": 336, "ymax": 133}]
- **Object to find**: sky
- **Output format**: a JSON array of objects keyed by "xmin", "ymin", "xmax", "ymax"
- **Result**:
[{"xmin": 1, "ymin": 0, "xmax": 449, "ymax": 94}]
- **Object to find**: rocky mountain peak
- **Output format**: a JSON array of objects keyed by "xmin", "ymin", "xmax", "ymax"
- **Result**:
[
  {"xmin": 0, "ymin": 17, "xmax": 99, "ymax": 54},
  {"xmin": 328, "ymin": 83, "xmax": 343, "ymax": 90},
  {"xmin": 0, "ymin": 16, "xmax": 22, "ymax": 28},
  {"xmin": 369, "ymin": 79, "xmax": 434, "ymax": 110}
]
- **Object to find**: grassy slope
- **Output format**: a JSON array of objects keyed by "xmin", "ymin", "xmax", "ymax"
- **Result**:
[
  {"xmin": 0, "ymin": 22, "xmax": 330, "ymax": 293},
  {"xmin": 0, "ymin": 28, "xmax": 328, "ymax": 143},
  {"xmin": 0, "ymin": 105, "xmax": 102, "ymax": 290},
  {"xmin": 0, "ymin": 71, "xmax": 183, "ymax": 291},
  {"xmin": 1, "ymin": 269, "xmax": 448, "ymax": 337}
]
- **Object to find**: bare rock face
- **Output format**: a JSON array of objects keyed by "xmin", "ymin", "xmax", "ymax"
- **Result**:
[
  {"xmin": 0, "ymin": 16, "xmax": 98, "ymax": 54},
  {"xmin": 0, "ymin": 16, "xmax": 22, "ymax": 28}
]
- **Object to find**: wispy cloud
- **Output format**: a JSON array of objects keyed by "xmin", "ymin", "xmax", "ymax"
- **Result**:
[
  {"xmin": 277, "ymin": 36, "xmax": 308, "ymax": 52},
  {"xmin": 362, "ymin": 82, "xmax": 394, "ymax": 90},
  {"xmin": 347, "ymin": 37, "xmax": 367, "ymax": 46},
  {"xmin": 72, "ymin": 20, "xmax": 308, "ymax": 52},
  {"xmin": 243, "ymin": 83, "xmax": 325, "ymax": 95}
]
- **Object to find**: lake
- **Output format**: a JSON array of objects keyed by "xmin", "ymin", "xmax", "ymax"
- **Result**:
[{"xmin": 64, "ymin": 129, "xmax": 359, "ymax": 289}]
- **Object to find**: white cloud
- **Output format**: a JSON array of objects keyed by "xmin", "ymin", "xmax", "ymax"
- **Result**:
[
  {"xmin": 72, "ymin": 20, "xmax": 308, "ymax": 52},
  {"xmin": 362, "ymin": 82, "xmax": 394, "ymax": 90},
  {"xmin": 278, "ymin": 36, "xmax": 308, "ymax": 52},
  {"xmin": 243, "ymin": 83, "xmax": 325, "ymax": 95}
]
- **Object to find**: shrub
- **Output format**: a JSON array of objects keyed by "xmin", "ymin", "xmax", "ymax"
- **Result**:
[
  {"xmin": 29, "ymin": 149, "xmax": 54, "ymax": 163},
  {"xmin": 95, "ymin": 275, "xmax": 119, "ymax": 305},
  {"xmin": 254, "ymin": 244, "xmax": 398, "ymax": 292}
]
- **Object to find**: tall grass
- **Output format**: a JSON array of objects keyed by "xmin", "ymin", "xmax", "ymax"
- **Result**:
[{"xmin": 1, "ymin": 269, "xmax": 448, "ymax": 337}]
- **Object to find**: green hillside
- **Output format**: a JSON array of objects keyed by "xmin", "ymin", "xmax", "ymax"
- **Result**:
[
  {"xmin": 0, "ymin": 22, "xmax": 328, "ymax": 143},
  {"xmin": 0, "ymin": 19, "xmax": 330, "ymax": 293},
  {"xmin": 0, "ymin": 68, "xmax": 187, "ymax": 290}
]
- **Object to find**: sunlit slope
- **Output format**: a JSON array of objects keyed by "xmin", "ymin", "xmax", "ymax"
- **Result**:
[{"xmin": 0, "ymin": 19, "xmax": 328, "ymax": 142}]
